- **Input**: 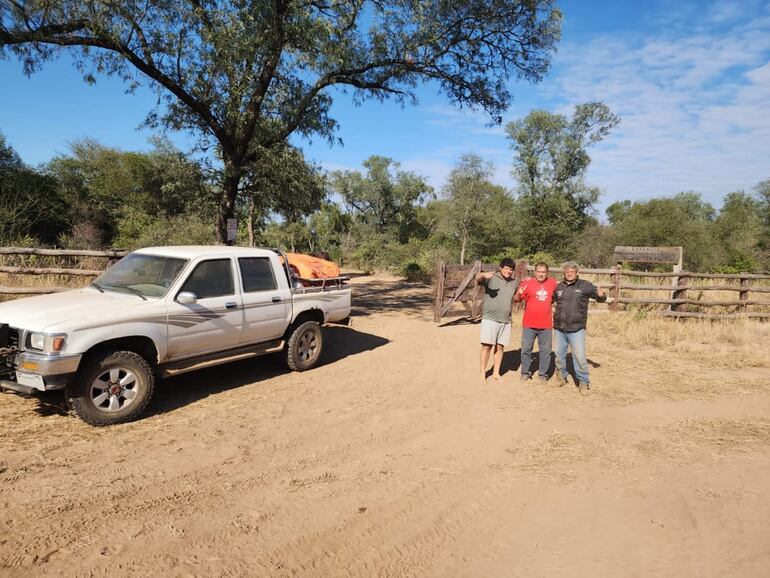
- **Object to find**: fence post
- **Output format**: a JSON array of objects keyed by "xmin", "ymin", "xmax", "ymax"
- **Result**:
[
  {"xmin": 471, "ymin": 264, "xmax": 484, "ymax": 321},
  {"xmin": 739, "ymin": 275, "xmax": 750, "ymax": 312},
  {"xmin": 670, "ymin": 250, "xmax": 684, "ymax": 312},
  {"xmin": 672, "ymin": 273, "xmax": 689, "ymax": 312},
  {"xmin": 433, "ymin": 261, "xmax": 446, "ymax": 323},
  {"xmin": 609, "ymin": 265, "xmax": 622, "ymax": 311}
]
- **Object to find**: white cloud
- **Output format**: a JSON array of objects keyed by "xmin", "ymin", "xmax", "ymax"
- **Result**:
[
  {"xmin": 412, "ymin": 2, "xmax": 770, "ymax": 213},
  {"xmin": 555, "ymin": 15, "xmax": 770, "ymax": 210},
  {"xmin": 305, "ymin": 1, "xmax": 770, "ymax": 216}
]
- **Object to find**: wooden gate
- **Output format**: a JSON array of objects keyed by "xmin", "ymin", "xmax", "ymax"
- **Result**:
[{"xmin": 433, "ymin": 260, "xmax": 528, "ymax": 323}]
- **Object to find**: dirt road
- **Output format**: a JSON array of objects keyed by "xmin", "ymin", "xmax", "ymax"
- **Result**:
[{"xmin": 2, "ymin": 276, "xmax": 770, "ymax": 577}]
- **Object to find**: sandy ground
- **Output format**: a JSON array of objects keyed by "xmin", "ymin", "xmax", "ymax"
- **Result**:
[{"xmin": 2, "ymin": 275, "xmax": 770, "ymax": 577}]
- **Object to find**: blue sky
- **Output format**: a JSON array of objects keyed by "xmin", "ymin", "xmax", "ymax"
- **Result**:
[{"xmin": 2, "ymin": 0, "xmax": 769, "ymax": 216}]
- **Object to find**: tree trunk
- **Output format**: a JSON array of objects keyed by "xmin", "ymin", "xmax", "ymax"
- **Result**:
[
  {"xmin": 216, "ymin": 158, "xmax": 241, "ymax": 245},
  {"xmin": 247, "ymin": 196, "xmax": 256, "ymax": 247},
  {"xmin": 460, "ymin": 231, "xmax": 468, "ymax": 266}
]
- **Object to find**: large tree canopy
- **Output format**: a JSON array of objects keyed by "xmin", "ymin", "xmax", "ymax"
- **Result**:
[
  {"xmin": 438, "ymin": 153, "xmax": 500, "ymax": 265},
  {"xmin": 332, "ymin": 155, "xmax": 431, "ymax": 243},
  {"xmin": 506, "ymin": 101, "xmax": 619, "ymax": 256},
  {"xmin": 1, "ymin": 0, "xmax": 562, "ymax": 243},
  {"xmin": 0, "ymin": 134, "xmax": 68, "ymax": 243}
]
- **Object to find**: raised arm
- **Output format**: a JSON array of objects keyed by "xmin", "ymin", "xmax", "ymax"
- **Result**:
[
  {"xmin": 475, "ymin": 271, "xmax": 494, "ymax": 285},
  {"xmin": 513, "ymin": 281, "xmax": 527, "ymax": 303}
]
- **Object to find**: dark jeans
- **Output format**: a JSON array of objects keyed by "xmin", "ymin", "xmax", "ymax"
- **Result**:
[{"xmin": 521, "ymin": 327, "xmax": 552, "ymax": 378}]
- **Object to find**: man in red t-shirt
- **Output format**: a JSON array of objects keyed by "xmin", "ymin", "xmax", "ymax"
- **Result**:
[{"xmin": 514, "ymin": 262, "xmax": 558, "ymax": 382}]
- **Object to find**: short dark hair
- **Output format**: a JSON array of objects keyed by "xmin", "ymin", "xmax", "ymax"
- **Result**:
[
  {"xmin": 499, "ymin": 258, "xmax": 515, "ymax": 269},
  {"xmin": 534, "ymin": 262, "xmax": 549, "ymax": 271}
]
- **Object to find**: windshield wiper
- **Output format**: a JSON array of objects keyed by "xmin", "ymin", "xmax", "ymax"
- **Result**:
[
  {"xmin": 113, "ymin": 285, "xmax": 147, "ymax": 300},
  {"xmin": 90, "ymin": 282, "xmax": 104, "ymax": 293}
]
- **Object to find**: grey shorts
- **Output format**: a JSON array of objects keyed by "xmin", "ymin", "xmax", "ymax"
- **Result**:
[{"xmin": 480, "ymin": 319, "xmax": 511, "ymax": 346}]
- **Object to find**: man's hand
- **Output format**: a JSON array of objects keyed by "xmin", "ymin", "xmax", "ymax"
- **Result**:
[
  {"xmin": 514, "ymin": 283, "xmax": 526, "ymax": 302},
  {"xmin": 475, "ymin": 271, "xmax": 494, "ymax": 283},
  {"xmin": 596, "ymin": 286, "xmax": 606, "ymax": 297}
]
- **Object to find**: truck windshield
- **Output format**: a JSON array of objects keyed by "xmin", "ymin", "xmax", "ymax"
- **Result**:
[{"xmin": 94, "ymin": 254, "xmax": 188, "ymax": 298}]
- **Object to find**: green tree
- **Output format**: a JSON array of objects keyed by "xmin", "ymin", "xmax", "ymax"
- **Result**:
[
  {"xmin": 755, "ymin": 179, "xmax": 770, "ymax": 261},
  {"xmin": 606, "ymin": 199, "xmax": 632, "ymax": 226},
  {"xmin": 438, "ymin": 154, "xmax": 498, "ymax": 265},
  {"xmin": 711, "ymin": 191, "xmax": 763, "ymax": 272},
  {"xmin": 0, "ymin": 134, "xmax": 68, "ymax": 244},
  {"xmin": 474, "ymin": 187, "xmax": 519, "ymax": 261},
  {"xmin": 333, "ymin": 156, "xmax": 432, "ymax": 243},
  {"xmin": 239, "ymin": 144, "xmax": 325, "ymax": 247},
  {"xmin": 45, "ymin": 139, "xmax": 212, "ymax": 245},
  {"xmin": 506, "ymin": 102, "xmax": 619, "ymax": 256},
  {"xmin": 307, "ymin": 203, "xmax": 352, "ymax": 260},
  {"xmin": 261, "ymin": 220, "xmax": 312, "ymax": 254},
  {"xmin": 1, "ymin": 0, "xmax": 561, "ymax": 242},
  {"xmin": 610, "ymin": 192, "xmax": 717, "ymax": 271}
]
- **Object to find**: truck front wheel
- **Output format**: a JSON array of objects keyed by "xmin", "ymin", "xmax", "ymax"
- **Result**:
[
  {"xmin": 284, "ymin": 321, "xmax": 323, "ymax": 371},
  {"xmin": 68, "ymin": 350, "xmax": 155, "ymax": 426}
]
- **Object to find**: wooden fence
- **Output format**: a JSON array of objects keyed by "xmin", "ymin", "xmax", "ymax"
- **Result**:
[
  {"xmin": 0, "ymin": 247, "xmax": 126, "ymax": 295},
  {"xmin": 434, "ymin": 260, "xmax": 770, "ymax": 322}
]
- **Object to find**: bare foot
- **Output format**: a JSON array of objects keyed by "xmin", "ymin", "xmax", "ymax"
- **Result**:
[
  {"xmin": 492, "ymin": 374, "xmax": 502, "ymax": 381},
  {"xmin": 480, "ymin": 373, "xmax": 487, "ymax": 385}
]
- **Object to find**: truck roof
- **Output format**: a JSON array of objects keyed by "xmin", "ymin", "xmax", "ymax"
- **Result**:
[{"xmin": 135, "ymin": 246, "xmax": 277, "ymax": 259}]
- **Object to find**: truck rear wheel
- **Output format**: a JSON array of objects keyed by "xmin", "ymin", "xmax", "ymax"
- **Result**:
[
  {"xmin": 68, "ymin": 350, "xmax": 155, "ymax": 426},
  {"xmin": 284, "ymin": 321, "xmax": 323, "ymax": 371}
]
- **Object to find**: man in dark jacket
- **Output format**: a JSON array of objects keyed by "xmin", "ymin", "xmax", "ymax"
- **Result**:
[{"xmin": 553, "ymin": 261, "xmax": 606, "ymax": 395}]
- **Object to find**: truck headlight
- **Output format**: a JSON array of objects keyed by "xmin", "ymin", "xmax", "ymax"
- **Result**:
[
  {"xmin": 27, "ymin": 333, "xmax": 67, "ymax": 354},
  {"xmin": 29, "ymin": 333, "xmax": 45, "ymax": 350}
]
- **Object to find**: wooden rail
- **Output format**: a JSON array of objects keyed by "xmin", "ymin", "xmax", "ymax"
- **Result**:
[
  {"xmin": 434, "ymin": 260, "xmax": 770, "ymax": 322},
  {"xmin": 0, "ymin": 247, "xmax": 127, "ymax": 295},
  {"xmin": 0, "ymin": 247, "xmax": 127, "ymax": 258}
]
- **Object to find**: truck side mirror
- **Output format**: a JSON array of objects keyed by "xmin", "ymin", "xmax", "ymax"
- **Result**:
[{"xmin": 177, "ymin": 291, "xmax": 198, "ymax": 304}]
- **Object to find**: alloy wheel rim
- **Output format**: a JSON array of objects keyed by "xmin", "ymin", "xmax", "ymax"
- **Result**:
[
  {"xmin": 298, "ymin": 330, "xmax": 319, "ymax": 362},
  {"xmin": 90, "ymin": 367, "xmax": 139, "ymax": 412}
]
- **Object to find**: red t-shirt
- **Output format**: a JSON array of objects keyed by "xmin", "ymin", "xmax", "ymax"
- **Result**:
[{"xmin": 519, "ymin": 277, "xmax": 558, "ymax": 329}]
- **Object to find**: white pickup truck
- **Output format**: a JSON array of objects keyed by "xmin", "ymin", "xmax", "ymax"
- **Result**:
[{"xmin": 0, "ymin": 246, "xmax": 351, "ymax": 425}]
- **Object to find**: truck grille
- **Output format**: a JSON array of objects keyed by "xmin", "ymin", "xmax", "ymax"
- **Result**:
[{"xmin": 8, "ymin": 328, "xmax": 20, "ymax": 349}]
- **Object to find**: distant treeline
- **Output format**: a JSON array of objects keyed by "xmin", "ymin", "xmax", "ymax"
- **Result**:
[{"xmin": 2, "ymin": 124, "xmax": 769, "ymax": 277}]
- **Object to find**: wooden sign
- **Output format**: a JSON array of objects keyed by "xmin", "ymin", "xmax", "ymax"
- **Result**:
[{"xmin": 613, "ymin": 246, "xmax": 682, "ymax": 265}]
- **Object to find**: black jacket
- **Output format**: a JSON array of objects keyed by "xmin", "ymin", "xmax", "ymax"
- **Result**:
[{"xmin": 553, "ymin": 278, "xmax": 606, "ymax": 331}]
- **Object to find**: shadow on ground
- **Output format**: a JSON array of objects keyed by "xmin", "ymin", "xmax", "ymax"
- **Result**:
[
  {"xmin": 351, "ymin": 280, "xmax": 434, "ymax": 317},
  {"xmin": 147, "ymin": 326, "xmax": 389, "ymax": 417},
  {"xmin": 497, "ymin": 350, "xmax": 600, "ymax": 382}
]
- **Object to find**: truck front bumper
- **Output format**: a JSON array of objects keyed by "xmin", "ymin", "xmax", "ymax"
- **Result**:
[{"xmin": 0, "ymin": 351, "xmax": 82, "ymax": 394}]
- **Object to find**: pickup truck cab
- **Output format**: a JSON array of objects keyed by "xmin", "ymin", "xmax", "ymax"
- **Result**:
[{"xmin": 0, "ymin": 246, "xmax": 351, "ymax": 425}]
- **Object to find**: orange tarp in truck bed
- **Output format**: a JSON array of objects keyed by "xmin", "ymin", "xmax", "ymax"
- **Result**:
[{"xmin": 282, "ymin": 252, "xmax": 341, "ymax": 279}]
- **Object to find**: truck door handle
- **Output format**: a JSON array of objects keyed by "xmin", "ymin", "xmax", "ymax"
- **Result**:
[
  {"xmin": 272, "ymin": 296, "xmax": 281, "ymax": 303},
  {"xmin": 225, "ymin": 302, "xmax": 238, "ymax": 309}
]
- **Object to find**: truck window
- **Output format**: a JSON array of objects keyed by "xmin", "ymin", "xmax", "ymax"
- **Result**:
[
  {"xmin": 179, "ymin": 259, "xmax": 234, "ymax": 299},
  {"xmin": 239, "ymin": 257, "xmax": 277, "ymax": 292}
]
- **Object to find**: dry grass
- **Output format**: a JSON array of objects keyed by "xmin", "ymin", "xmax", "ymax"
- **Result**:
[
  {"xmin": 505, "ymin": 432, "xmax": 593, "ymax": 474},
  {"xmin": 590, "ymin": 311, "xmax": 770, "ymax": 367},
  {"xmin": 562, "ymin": 310, "xmax": 770, "ymax": 405},
  {"xmin": 0, "ymin": 253, "xmax": 101, "ymax": 302},
  {"xmin": 633, "ymin": 418, "xmax": 770, "ymax": 461},
  {"xmin": 666, "ymin": 418, "xmax": 770, "ymax": 451}
]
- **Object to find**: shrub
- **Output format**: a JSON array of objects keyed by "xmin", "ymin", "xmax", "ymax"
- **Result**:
[
  {"xmin": 113, "ymin": 207, "xmax": 216, "ymax": 249},
  {"xmin": 400, "ymin": 261, "xmax": 424, "ymax": 282}
]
